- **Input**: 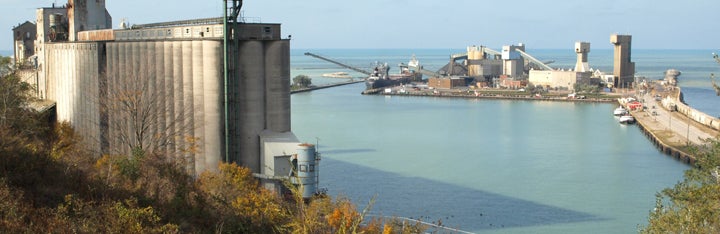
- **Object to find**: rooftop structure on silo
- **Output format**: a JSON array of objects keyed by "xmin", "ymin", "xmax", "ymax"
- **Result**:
[
  {"xmin": 610, "ymin": 34, "xmax": 635, "ymax": 88},
  {"xmin": 574, "ymin": 42, "xmax": 590, "ymax": 72},
  {"xmin": 67, "ymin": 0, "xmax": 112, "ymax": 41},
  {"xmin": 12, "ymin": 21, "xmax": 36, "ymax": 66}
]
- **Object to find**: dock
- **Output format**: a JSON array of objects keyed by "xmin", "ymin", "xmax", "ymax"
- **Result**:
[
  {"xmin": 627, "ymin": 88, "xmax": 719, "ymax": 164},
  {"xmin": 290, "ymin": 80, "xmax": 364, "ymax": 94},
  {"xmin": 368, "ymin": 86, "xmax": 617, "ymax": 103}
]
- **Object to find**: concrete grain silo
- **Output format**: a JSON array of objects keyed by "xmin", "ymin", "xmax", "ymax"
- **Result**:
[{"xmin": 37, "ymin": 1, "xmax": 318, "ymax": 196}]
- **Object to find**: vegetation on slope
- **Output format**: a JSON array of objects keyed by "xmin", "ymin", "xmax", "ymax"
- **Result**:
[
  {"xmin": 644, "ymin": 53, "xmax": 720, "ymax": 232},
  {"xmin": 0, "ymin": 56, "xmax": 424, "ymax": 233},
  {"xmin": 641, "ymin": 140, "xmax": 720, "ymax": 233}
]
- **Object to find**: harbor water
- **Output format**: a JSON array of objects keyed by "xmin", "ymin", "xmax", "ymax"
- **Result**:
[{"xmin": 290, "ymin": 49, "xmax": 719, "ymax": 233}]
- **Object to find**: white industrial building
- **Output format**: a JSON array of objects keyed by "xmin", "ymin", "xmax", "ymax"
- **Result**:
[{"xmin": 528, "ymin": 42, "xmax": 594, "ymax": 90}]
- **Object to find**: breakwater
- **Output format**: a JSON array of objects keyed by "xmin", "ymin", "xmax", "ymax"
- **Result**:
[
  {"xmin": 290, "ymin": 80, "xmax": 364, "ymax": 94},
  {"xmin": 662, "ymin": 88, "xmax": 720, "ymax": 131}
]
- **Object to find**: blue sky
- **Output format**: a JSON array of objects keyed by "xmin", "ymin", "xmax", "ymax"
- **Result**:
[{"xmin": 2, "ymin": 0, "xmax": 719, "ymax": 51}]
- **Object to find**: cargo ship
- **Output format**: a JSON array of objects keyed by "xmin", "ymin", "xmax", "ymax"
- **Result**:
[
  {"xmin": 365, "ymin": 62, "xmax": 422, "ymax": 90},
  {"xmin": 303, "ymin": 52, "xmax": 421, "ymax": 90}
]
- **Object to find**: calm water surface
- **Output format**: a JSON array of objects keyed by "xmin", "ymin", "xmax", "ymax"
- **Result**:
[
  {"xmin": 291, "ymin": 84, "xmax": 687, "ymax": 233},
  {"xmin": 289, "ymin": 49, "xmax": 717, "ymax": 233}
]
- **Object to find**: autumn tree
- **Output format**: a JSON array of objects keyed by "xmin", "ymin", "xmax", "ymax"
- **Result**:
[
  {"xmin": 101, "ymin": 52, "xmax": 195, "ymax": 159},
  {"xmin": 0, "ymin": 56, "xmax": 45, "ymax": 145}
]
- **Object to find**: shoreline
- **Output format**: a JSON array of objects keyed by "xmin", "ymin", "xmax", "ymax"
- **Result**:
[{"xmin": 364, "ymin": 88, "xmax": 617, "ymax": 103}]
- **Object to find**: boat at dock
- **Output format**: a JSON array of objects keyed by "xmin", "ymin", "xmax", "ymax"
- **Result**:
[
  {"xmin": 613, "ymin": 107, "xmax": 628, "ymax": 116},
  {"xmin": 366, "ymin": 62, "xmax": 421, "ymax": 90},
  {"xmin": 618, "ymin": 115, "xmax": 636, "ymax": 124}
]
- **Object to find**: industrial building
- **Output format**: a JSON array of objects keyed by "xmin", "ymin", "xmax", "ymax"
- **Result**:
[
  {"xmin": 12, "ymin": 21, "xmax": 36, "ymax": 65},
  {"xmin": 425, "ymin": 44, "xmax": 526, "ymax": 89},
  {"xmin": 528, "ymin": 69, "xmax": 592, "ymax": 89},
  {"xmin": 611, "ymin": 34, "xmax": 635, "ymax": 88},
  {"xmin": 528, "ymin": 42, "xmax": 594, "ymax": 90},
  {"xmin": 424, "ymin": 38, "xmax": 632, "ymax": 91},
  {"xmin": 16, "ymin": 0, "xmax": 318, "ymax": 197},
  {"xmin": 427, "ymin": 77, "xmax": 467, "ymax": 89},
  {"xmin": 466, "ymin": 45, "xmax": 502, "ymax": 78}
]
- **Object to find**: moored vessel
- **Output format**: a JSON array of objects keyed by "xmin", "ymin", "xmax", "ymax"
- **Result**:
[
  {"xmin": 618, "ymin": 115, "xmax": 636, "ymax": 124},
  {"xmin": 614, "ymin": 107, "xmax": 628, "ymax": 116},
  {"xmin": 365, "ymin": 62, "xmax": 422, "ymax": 90}
]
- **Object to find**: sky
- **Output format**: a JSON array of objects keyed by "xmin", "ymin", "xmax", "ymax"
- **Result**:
[{"xmin": 2, "ymin": 0, "xmax": 719, "ymax": 51}]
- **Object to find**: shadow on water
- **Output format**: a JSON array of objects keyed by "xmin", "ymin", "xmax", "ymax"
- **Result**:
[{"xmin": 320, "ymin": 157, "xmax": 606, "ymax": 232}]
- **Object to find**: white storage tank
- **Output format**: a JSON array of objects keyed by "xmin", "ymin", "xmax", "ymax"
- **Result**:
[{"xmin": 294, "ymin": 143, "xmax": 318, "ymax": 199}]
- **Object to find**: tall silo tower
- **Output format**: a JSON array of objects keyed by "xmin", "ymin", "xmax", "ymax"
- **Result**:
[
  {"xmin": 574, "ymin": 42, "xmax": 590, "ymax": 72},
  {"xmin": 610, "ymin": 34, "xmax": 635, "ymax": 88}
]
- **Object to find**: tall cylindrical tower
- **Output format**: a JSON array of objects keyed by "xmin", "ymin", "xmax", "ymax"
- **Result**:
[
  {"xmin": 264, "ymin": 40, "xmax": 291, "ymax": 132},
  {"xmin": 237, "ymin": 40, "xmax": 266, "ymax": 172}
]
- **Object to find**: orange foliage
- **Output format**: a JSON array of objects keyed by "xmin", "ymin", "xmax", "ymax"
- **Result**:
[
  {"xmin": 197, "ymin": 163, "xmax": 289, "ymax": 233},
  {"xmin": 383, "ymin": 223, "xmax": 393, "ymax": 234},
  {"xmin": 328, "ymin": 199, "xmax": 360, "ymax": 231}
]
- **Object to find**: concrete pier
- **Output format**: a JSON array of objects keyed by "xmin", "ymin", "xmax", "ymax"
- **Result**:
[{"xmin": 628, "ymin": 88, "xmax": 719, "ymax": 164}]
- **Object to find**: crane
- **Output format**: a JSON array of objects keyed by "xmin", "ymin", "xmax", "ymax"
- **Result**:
[{"xmin": 304, "ymin": 52, "xmax": 372, "ymax": 75}]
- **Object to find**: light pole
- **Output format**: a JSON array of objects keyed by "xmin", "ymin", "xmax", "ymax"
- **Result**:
[{"xmin": 687, "ymin": 121, "xmax": 691, "ymax": 146}]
